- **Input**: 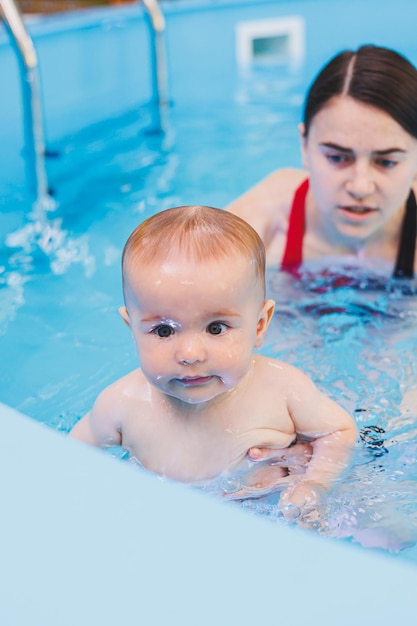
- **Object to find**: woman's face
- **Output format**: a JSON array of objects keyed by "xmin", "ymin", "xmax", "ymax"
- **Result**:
[{"xmin": 301, "ymin": 95, "xmax": 417, "ymax": 244}]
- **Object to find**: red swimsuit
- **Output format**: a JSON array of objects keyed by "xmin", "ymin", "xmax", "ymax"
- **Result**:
[{"xmin": 280, "ymin": 178, "xmax": 309, "ymax": 271}]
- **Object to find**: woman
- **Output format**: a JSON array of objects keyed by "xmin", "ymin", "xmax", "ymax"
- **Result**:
[{"xmin": 227, "ymin": 45, "xmax": 417, "ymax": 278}]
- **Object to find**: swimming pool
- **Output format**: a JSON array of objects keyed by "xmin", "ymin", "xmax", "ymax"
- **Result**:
[{"xmin": 2, "ymin": 1, "xmax": 417, "ymax": 623}]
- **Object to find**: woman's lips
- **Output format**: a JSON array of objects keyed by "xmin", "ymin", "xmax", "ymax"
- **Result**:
[{"xmin": 338, "ymin": 205, "xmax": 378, "ymax": 222}]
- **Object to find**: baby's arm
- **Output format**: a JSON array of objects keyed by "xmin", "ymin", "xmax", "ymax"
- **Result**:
[
  {"xmin": 281, "ymin": 368, "xmax": 357, "ymax": 516},
  {"xmin": 69, "ymin": 385, "xmax": 123, "ymax": 449}
]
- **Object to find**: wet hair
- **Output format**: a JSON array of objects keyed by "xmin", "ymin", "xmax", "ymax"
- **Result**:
[
  {"xmin": 122, "ymin": 205, "xmax": 267, "ymax": 295},
  {"xmin": 303, "ymin": 45, "xmax": 417, "ymax": 138}
]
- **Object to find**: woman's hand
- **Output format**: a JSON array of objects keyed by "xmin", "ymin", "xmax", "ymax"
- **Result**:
[
  {"xmin": 248, "ymin": 440, "xmax": 312, "ymax": 470},
  {"xmin": 221, "ymin": 463, "xmax": 292, "ymax": 500}
]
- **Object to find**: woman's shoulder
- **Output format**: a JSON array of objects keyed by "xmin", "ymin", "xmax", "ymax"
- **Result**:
[
  {"xmin": 226, "ymin": 169, "xmax": 308, "ymax": 265},
  {"xmin": 262, "ymin": 167, "xmax": 308, "ymax": 188},
  {"xmin": 228, "ymin": 168, "xmax": 307, "ymax": 210},
  {"xmin": 263, "ymin": 168, "xmax": 309, "ymax": 208},
  {"xmin": 226, "ymin": 168, "xmax": 307, "ymax": 232}
]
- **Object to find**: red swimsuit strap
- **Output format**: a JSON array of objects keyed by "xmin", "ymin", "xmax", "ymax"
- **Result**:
[{"xmin": 281, "ymin": 178, "xmax": 309, "ymax": 271}]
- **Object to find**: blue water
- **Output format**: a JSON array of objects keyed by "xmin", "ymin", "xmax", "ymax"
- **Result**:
[{"xmin": 2, "ymin": 3, "xmax": 417, "ymax": 563}]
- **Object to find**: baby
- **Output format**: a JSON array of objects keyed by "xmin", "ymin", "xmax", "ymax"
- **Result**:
[{"xmin": 70, "ymin": 205, "xmax": 357, "ymax": 516}]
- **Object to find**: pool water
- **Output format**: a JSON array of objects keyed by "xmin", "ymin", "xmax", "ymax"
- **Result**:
[{"xmin": 2, "ymin": 51, "xmax": 417, "ymax": 561}]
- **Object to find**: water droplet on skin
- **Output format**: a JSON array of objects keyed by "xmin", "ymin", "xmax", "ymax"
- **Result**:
[{"xmin": 221, "ymin": 476, "xmax": 242, "ymax": 493}]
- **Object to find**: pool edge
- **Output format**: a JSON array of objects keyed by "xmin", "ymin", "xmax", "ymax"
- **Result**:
[{"xmin": 1, "ymin": 400, "xmax": 416, "ymax": 625}]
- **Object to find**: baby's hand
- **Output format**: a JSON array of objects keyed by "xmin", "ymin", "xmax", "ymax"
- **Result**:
[{"xmin": 279, "ymin": 481, "xmax": 327, "ymax": 522}]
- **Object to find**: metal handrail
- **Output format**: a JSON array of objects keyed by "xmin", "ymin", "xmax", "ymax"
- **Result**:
[
  {"xmin": 0, "ymin": 0, "xmax": 168, "ymax": 201},
  {"xmin": 142, "ymin": 0, "xmax": 165, "ymax": 32},
  {"xmin": 0, "ymin": 0, "xmax": 49, "ymax": 203},
  {"xmin": 142, "ymin": 0, "xmax": 169, "ymax": 132}
]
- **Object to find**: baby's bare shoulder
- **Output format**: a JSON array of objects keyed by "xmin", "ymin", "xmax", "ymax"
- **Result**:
[
  {"xmin": 256, "ymin": 354, "xmax": 310, "ymax": 376},
  {"xmin": 93, "ymin": 369, "xmax": 149, "ymax": 415},
  {"xmin": 255, "ymin": 355, "xmax": 316, "ymax": 390},
  {"xmin": 114, "ymin": 368, "xmax": 147, "ymax": 392}
]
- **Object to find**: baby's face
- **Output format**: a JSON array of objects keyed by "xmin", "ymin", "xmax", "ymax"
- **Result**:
[{"xmin": 120, "ymin": 252, "xmax": 273, "ymax": 406}]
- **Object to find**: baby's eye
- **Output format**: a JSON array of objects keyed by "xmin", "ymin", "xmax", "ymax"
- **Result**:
[
  {"xmin": 153, "ymin": 324, "xmax": 174, "ymax": 338},
  {"xmin": 207, "ymin": 322, "xmax": 228, "ymax": 335}
]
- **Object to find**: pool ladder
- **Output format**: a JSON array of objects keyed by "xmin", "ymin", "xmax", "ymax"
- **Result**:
[
  {"xmin": 0, "ymin": 0, "xmax": 169, "ymax": 203},
  {"xmin": 143, "ymin": 0, "xmax": 169, "ymax": 132},
  {"xmin": 0, "ymin": 0, "xmax": 48, "ymax": 203}
]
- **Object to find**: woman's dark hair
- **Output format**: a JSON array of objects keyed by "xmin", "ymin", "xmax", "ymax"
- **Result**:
[{"xmin": 303, "ymin": 45, "xmax": 417, "ymax": 138}]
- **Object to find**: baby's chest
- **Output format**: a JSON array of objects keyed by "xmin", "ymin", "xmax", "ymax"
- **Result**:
[
  {"xmin": 132, "ymin": 405, "xmax": 293, "ymax": 481},
  {"xmin": 125, "ymin": 419, "xmax": 243, "ymax": 482}
]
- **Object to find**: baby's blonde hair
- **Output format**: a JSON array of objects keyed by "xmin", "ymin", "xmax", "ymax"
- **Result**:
[{"xmin": 122, "ymin": 205, "xmax": 266, "ymax": 295}]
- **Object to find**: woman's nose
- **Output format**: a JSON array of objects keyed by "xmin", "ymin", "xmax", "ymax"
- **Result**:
[{"xmin": 345, "ymin": 161, "xmax": 375, "ymax": 199}]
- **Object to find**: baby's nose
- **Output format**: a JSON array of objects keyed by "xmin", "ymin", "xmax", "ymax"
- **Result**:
[{"xmin": 176, "ymin": 334, "xmax": 207, "ymax": 364}]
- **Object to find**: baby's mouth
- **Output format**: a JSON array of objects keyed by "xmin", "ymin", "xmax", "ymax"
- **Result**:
[{"xmin": 176, "ymin": 375, "xmax": 215, "ymax": 386}]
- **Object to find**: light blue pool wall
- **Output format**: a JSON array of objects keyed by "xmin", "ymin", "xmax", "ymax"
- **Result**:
[
  {"xmin": 2, "ymin": 400, "xmax": 417, "ymax": 626},
  {"xmin": 2, "ymin": 1, "xmax": 417, "ymax": 623}
]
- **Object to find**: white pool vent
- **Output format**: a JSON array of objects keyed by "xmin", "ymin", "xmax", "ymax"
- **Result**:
[{"xmin": 236, "ymin": 16, "xmax": 305, "ymax": 70}]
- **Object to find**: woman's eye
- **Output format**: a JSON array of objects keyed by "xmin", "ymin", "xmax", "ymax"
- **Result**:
[
  {"xmin": 153, "ymin": 324, "xmax": 174, "ymax": 338},
  {"xmin": 376, "ymin": 158, "xmax": 396, "ymax": 168},
  {"xmin": 326, "ymin": 153, "xmax": 349, "ymax": 164},
  {"xmin": 207, "ymin": 322, "xmax": 227, "ymax": 335}
]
